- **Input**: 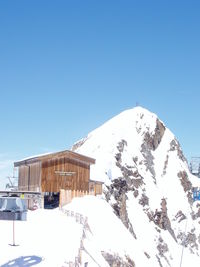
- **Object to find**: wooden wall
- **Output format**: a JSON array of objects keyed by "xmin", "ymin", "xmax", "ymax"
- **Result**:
[
  {"xmin": 41, "ymin": 157, "xmax": 90, "ymax": 192},
  {"xmin": 89, "ymin": 181, "xmax": 103, "ymax": 195},
  {"xmin": 18, "ymin": 162, "xmax": 41, "ymax": 191}
]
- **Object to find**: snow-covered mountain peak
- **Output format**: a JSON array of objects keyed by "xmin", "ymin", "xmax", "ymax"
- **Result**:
[
  {"xmin": 75, "ymin": 106, "xmax": 160, "ymax": 145},
  {"xmin": 72, "ymin": 107, "xmax": 200, "ymax": 267},
  {"xmin": 72, "ymin": 106, "xmax": 185, "ymax": 185}
]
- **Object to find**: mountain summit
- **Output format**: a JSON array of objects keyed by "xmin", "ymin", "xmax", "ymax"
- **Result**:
[{"xmin": 72, "ymin": 106, "xmax": 200, "ymax": 267}]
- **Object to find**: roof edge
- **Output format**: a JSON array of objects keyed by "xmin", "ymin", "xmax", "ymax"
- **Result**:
[{"xmin": 14, "ymin": 150, "xmax": 95, "ymax": 167}]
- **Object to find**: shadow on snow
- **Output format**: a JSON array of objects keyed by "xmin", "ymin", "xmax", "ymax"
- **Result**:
[{"xmin": 1, "ymin": 255, "xmax": 42, "ymax": 267}]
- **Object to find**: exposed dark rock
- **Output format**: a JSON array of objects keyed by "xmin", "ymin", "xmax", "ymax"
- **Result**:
[
  {"xmin": 170, "ymin": 139, "xmax": 187, "ymax": 163},
  {"xmin": 125, "ymin": 256, "xmax": 135, "ymax": 267},
  {"xmin": 155, "ymin": 227, "xmax": 161, "ymax": 233},
  {"xmin": 104, "ymin": 186, "xmax": 112, "ymax": 202},
  {"xmin": 101, "ymin": 252, "xmax": 135, "ymax": 267},
  {"xmin": 154, "ymin": 119, "xmax": 166, "ymax": 150},
  {"xmin": 111, "ymin": 192, "xmax": 137, "ymax": 239},
  {"xmin": 144, "ymin": 251, "xmax": 150, "ymax": 259},
  {"xmin": 115, "ymin": 143, "xmax": 144, "ymax": 192},
  {"xmin": 120, "ymin": 166, "xmax": 135, "ymax": 178},
  {"xmin": 147, "ymin": 210, "xmax": 154, "ymax": 222},
  {"xmin": 117, "ymin": 139, "xmax": 128, "ymax": 153},
  {"xmin": 132, "ymin": 157, "xmax": 138, "ymax": 164},
  {"xmin": 125, "ymin": 164, "xmax": 134, "ymax": 169},
  {"xmin": 139, "ymin": 194, "xmax": 149, "ymax": 207},
  {"xmin": 112, "ymin": 178, "xmax": 129, "ymax": 193},
  {"xmin": 156, "ymin": 255, "xmax": 163, "ymax": 267},
  {"xmin": 140, "ymin": 119, "xmax": 165, "ymax": 181},
  {"xmin": 140, "ymin": 113, "xmax": 144, "ymax": 119},
  {"xmin": 192, "ymin": 208, "xmax": 200, "ymax": 220},
  {"xmin": 178, "ymin": 171, "xmax": 192, "ymax": 192},
  {"xmin": 115, "ymin": 140, "xmax": 127, "ymax": 166},
  {"xmin": 115, "ymin": 140, "xmax": 145, "ymax": 189},
  {"xmin": 157, "ymin": 237, "xmax": 169, "ymax": 255},
  {"xmin": 105, "ymin": 175, "xmax": 137, "ymax": 239},
  {"xmin": 174, "ymin": 211, "xmax": 186, "ymax": 223},
  {"xmin": 112, "ymin": 203, "xmax": 120, "ymax": 217},
  {"xmin": 162, "ymin": 155, "xmax": 169, "ymax": 176},
  {"xmin": 133, "ymin": 190, "xmax": 139, "ymax": 198},
  {"xmin": 177, "ymin": 231, "xmax": 198, "ymax": 250},
  {"xmin": 115, "ymin": 153, "xmax": 122, "ymax": 164},
  {"xmin": 132, "ymin": 178, "xmax": 144, "ymax": 189},
  {"xmin": 152, "ymin": 199, "xmax": 177, "ymax": 241},
  {"xmin": 178, "ymin": 171, "xmax": 193, "ymax": 205},
  {"xmin": 120, "ymin": 193, "xmax": 129, "ymax": 228},
  {"xmin": 141, "ymin": 142, "xmax": 156, "ymax": 180},
  {"xmin": 143, "ymin": 119, "xmax": 165, "ymax": 151},
  {"xmin": 156, "ymin": 236, "xmax": 171, "ymax": 266}
]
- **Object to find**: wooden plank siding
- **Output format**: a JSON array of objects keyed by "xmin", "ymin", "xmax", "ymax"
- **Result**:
[
  {"xmin": 89, "ymin": 181, "xmax": 103, "ymax": 195},
  {"xmin": 18, "ymin": 166, "xmax": 28, "ymax": 191},
  {"xmin": 41, "ymin": 157, "xmax": 90, "ymax": 192},
  {"xmin": 18, "ymin": 162, "xmax": 41, "ymax": 191}
]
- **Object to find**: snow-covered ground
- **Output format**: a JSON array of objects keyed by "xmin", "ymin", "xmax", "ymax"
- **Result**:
[
  {"xmin": 0, "ymin": 196, "xmax": 149, "ymax": 267},
  {"xmin": 0, "ymin": 208, "xmax": 83, "ymax": 267},
  {"xmin": 0, "ymin": 195, "xmax": 199, "ymax": 267}
]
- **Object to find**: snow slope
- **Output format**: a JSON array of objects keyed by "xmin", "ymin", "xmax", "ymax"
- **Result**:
[{"xmin": 72, "ymin": 106, "xmax": 200, "ymax": 267}]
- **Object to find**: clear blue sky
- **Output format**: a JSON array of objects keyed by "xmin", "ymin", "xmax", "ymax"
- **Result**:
[{"xmin": 0, "ymin": 0, "xmax": 200, "ymax": 185}]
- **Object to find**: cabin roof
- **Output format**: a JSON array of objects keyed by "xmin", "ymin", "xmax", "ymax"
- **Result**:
[{"xmin": 14, "ymin": 150, "xmax": 95, "ymax": 167}]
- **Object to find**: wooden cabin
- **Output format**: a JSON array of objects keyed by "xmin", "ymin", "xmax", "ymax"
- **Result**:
[{"xmin": 14, "ymin": 150, "xmax": 103, "ymax": 208}]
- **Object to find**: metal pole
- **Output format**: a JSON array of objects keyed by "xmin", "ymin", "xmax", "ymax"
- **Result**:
[
  {"xmin": 13, "ymin": 220, "xmax": 15, "ymax": 246},
  {"xmin": 9, "ymin": 220, "xmax": 17, "ymax": 246}
]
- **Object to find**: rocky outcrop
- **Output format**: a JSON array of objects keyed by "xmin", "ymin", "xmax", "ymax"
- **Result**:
[
  {"xmin": 162, "ymin": 155, "xmax": 169, "ymax": 176},
  {"xmin": 170, "ymin": 139, "xmax": 187, "ymax": 163},
  {"xmin": 148, "ymin": 199, "xmax": 177, "ymax": 241},
  {"xmin": 173, "ymin": 210, "xmax": 186, "ymax": 223},
  {"xmin": 142, "ymin": 119, "xmax": 165, "ymax": 151},
  {"xmin": 141, "ymin": 119, "xmax": 165, "ymax": 181},
  {"xmin": 141, "ymin": 140, "xmax": 156, "ymax": 179},
  {"xmin": 156, "ymin": 236, "xmax": 170, "ymax": 266},
  {"xmin": 178, "ymin": 171, "xmax": 193, "ymax": 204},
  {"xmin": 139, "ymin": 193, "xmax": 149, "ymax": 207},
  {"xmin": 177, "ymin": 230, "xmax": 199, "ymax": 252},
  {"xmin": 105, "ymin": 179, "xmax": 137, "ymax": 239},
  {"xmin": 105, "ymin": 140, "xmax": 147, "ymax": 239},
  {"xmin": 101, "ymin": 252, "xmax": 135, "ymax": 267}
]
